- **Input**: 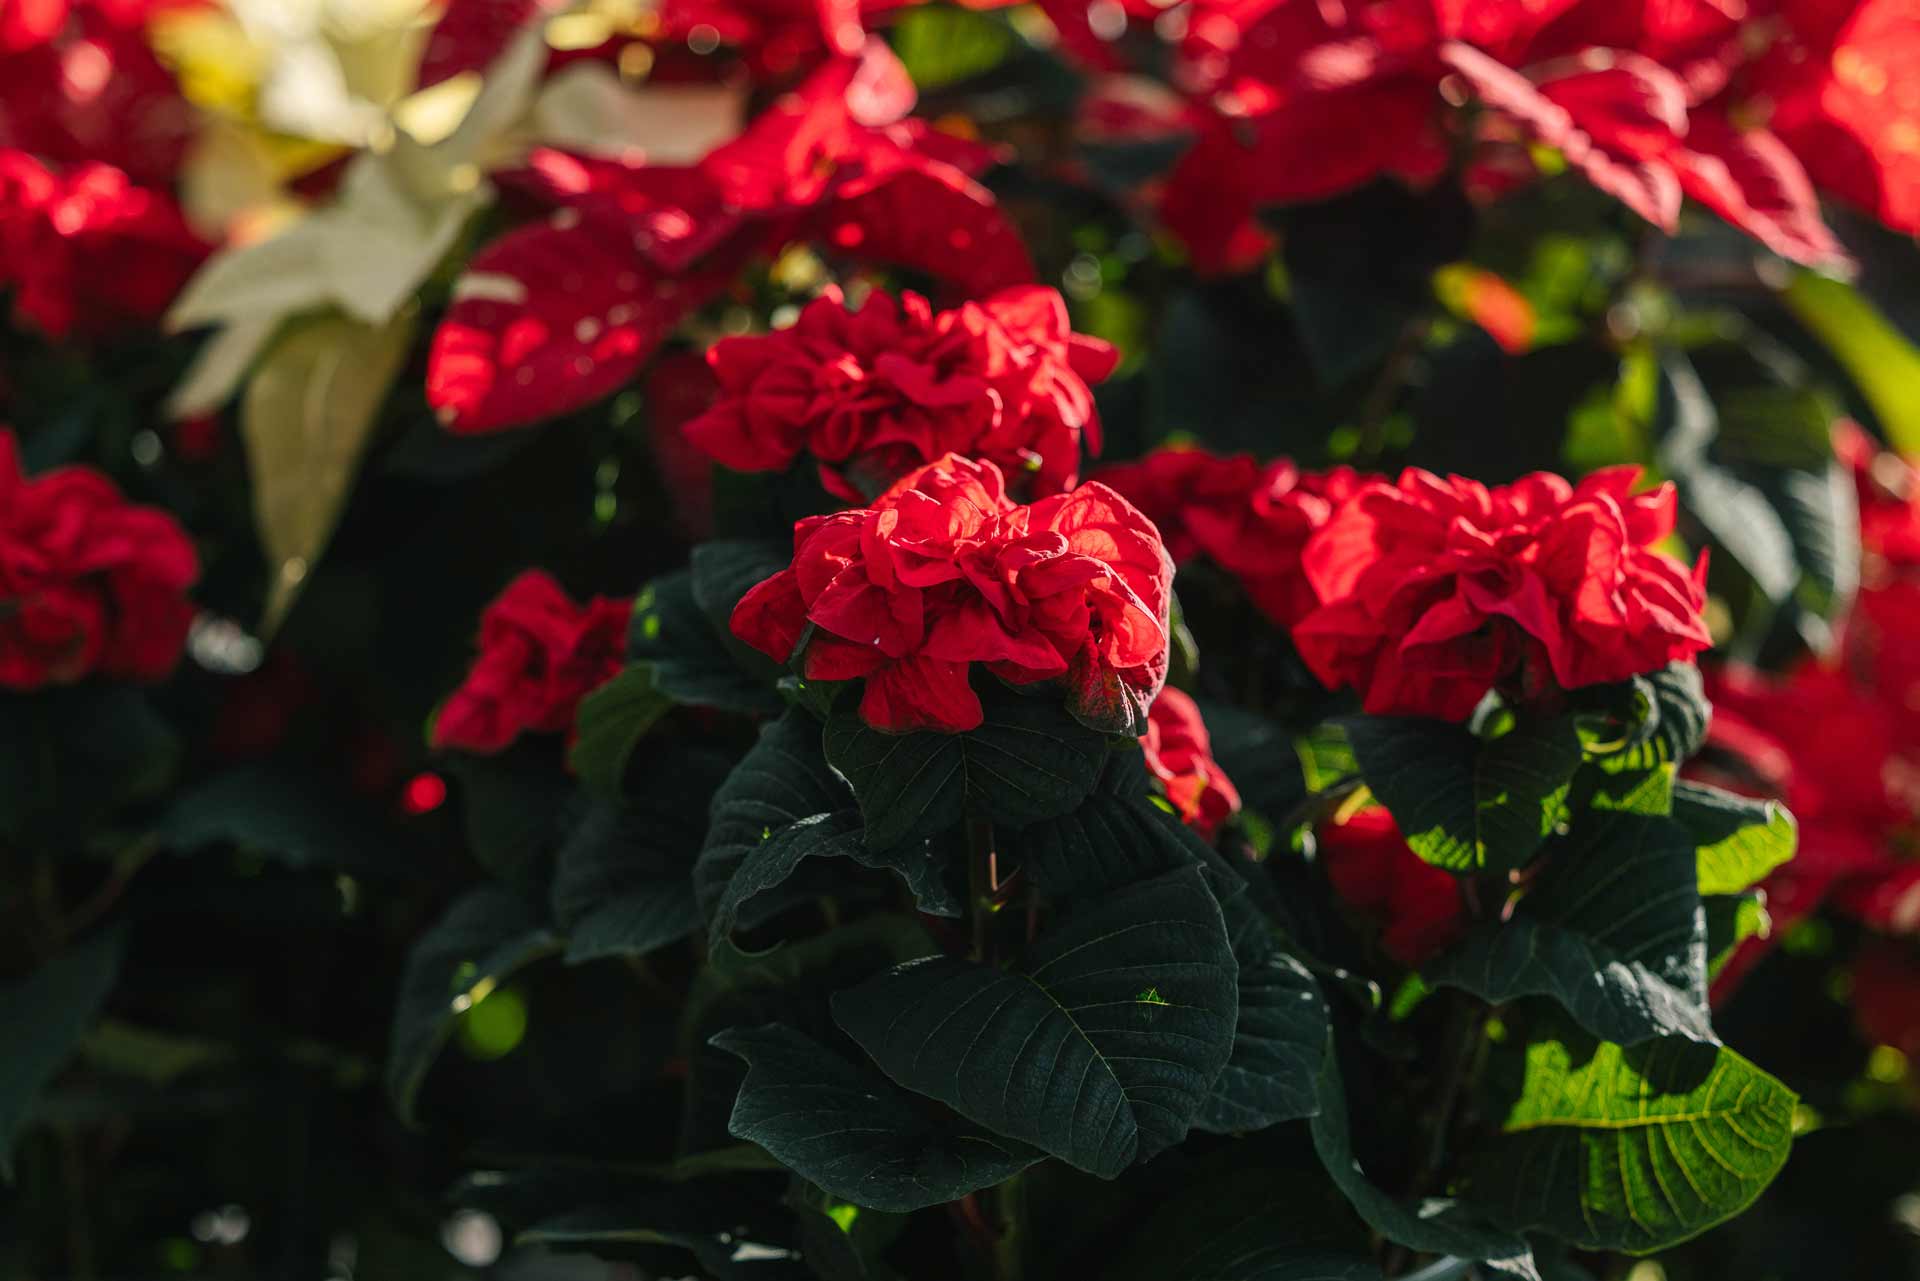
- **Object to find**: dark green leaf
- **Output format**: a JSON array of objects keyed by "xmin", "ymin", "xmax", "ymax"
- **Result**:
[
  {"xmin": 696, "ymin": 710, "xmax": 849, "ymax": 927},
  {"xmin": 442, "ymin": 747, "xmax": 572, "ymax": 888},
  {"xmin": 1193, "ymin": 700, "xmax": 1309, "ymax": 823},
  {"xmin": 552, "ymin": 763, "xmax": 722, "ymax": 964},
  {"xmin": 833, "ymin": 867, "xmax": 1237, "ymax": 1179},
  {"xmin": 1591, "ymin": 664, "xmax": 1710, "ymax": 782},
  {"xmin": 1307, "ymin": 1041, "xmax": 1535, "ymax": 1273},
  {"xmin": 713, "ymin": 1024, "xmax": 1042, "ymax": 1212},
  {"xmin": 1194, "ymin": 915, "xmax": 1327, "ymax": 1134},
  {"xmin": 1465, "ymin": 1032, "xmax": 1796, "ymax": 1253},
  {"xmin": 388, "ymin": 887, "xmax": 559, "ymax": 1125},
  {"xmin": 0, "ymin": 686, "xmax": 180, "ymax": 843},
  {"xmin": 630, "ymin": 570, "xmax": 783, "ymax": 717},
  {"xmin": 1671, "ymin": 780, "xmax": 1797, "ymax": 896},
  {"xmin": 1704, "ymin": 892, "xmax": 1767, "ymax": 981},
  {"xmin": 0, "ymin": 926, "xmax": 124, "ymax": 1179},
  {"xmin": 1345, "ymin": 716, "xmax": 1581, "ymax": 875},
  {"xmin": 691, "ymin": 539, "xmax": 793, "ymax": 642},
  {"xmin": 823, "ymin": 692, "xmax": 1109, "ymax": 852},
  {"xmin": 518, "ymin": 1190, "xmax": 802, "ymax": 1278},
  {"xmin": 1013, "ymin": 788, "xmax": 1197, "ymax": 899},
  {"xmin": 1424, "ymin": 809, "xmax": 1710, "ymax": 1045},
  {"xmin": 1110, "ymin": 1165, "xmax": 1381, "ymax": 1281},
  {"xmin": 568, "ymin": 665, "xmax": 672, "ymax": 797},
  {"xmin": 159, "ymin": 764, "xmax": 393, "ymax": 871}
]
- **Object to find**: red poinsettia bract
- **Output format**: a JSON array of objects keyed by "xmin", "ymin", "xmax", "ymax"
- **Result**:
[
  {"xmin": 684, "ymin": 285, "xmax": 1117, "ymax": 501},
  {"xmin": 1294, "ymin": 464, "xmax": 1711, "ymax": 720},
  {"xmin": 1318, "ymin": 806, "xmax": 1467, "ymax": 967},
  {"xmin": 1098, "ymin": 447, "xmax": 1366, "ymax": 628},
  {"xmin": 1162, "ymin": 0, "xmax": 1855, "ymax": 274},
  {"xmin": 0, "ymin": 148, "xmax": 207, "ymax": 339},
  {"xmin": 1140, "ymin": 686, "xmax": 1240, "ymax": 838},
  {"xmin": 433, "ymin": 570, "xmax": 631, "ymax": 754},
  {"xmin": 0, "ymin": 427, "xmax": 198, "ymax": 689},
  {"xmin": 427, "ymin": 41, "xmax": 1034, "ymax": 434},
  {"xmin": 0, "ymin": 0, "xmax": 198, "ymax": 187},
  {"xmin": 731, "ymin": 452, "xmax": 1173, "ymax": 734}
]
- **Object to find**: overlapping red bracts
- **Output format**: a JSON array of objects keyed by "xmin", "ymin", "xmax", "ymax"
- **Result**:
[
  {"xmin": 0, "ymin": 427, "xmax": 198, "ymax": 689},
  {"xmin": 731, "ymin": 452, "xmax": 1172, "ymax": 733},
  {"xmin": 428, "ymin": 41, "xmax": 1034, "ymax": 434},
  {"xmin": 1097, "ymin": 447, "xmax": 1366, "ymax": 628},
  {"xmin": 1160, "ymin": 0, "xmax": 1872, "ymax": 274},
  {"xmin": 1139, "ymin": 686, "xmax": 1240, "ymax": 838},
  {"xmin": 0, "ymin": 149, "xmax": 207, "ymax": 340},
  {"xmin": 1703, "ymin": 428, "xmax": 1920, "ymax": 1002},
  {"xmin": 433, "ymin": 570, "xmax": 631, "ymax": 754},
  {"xmin": 684, "ymin": 285, "xmax": 1115, "ymax": 502},
  {"xmin": 0, "ymin": 0, "xmax": 197, "ymax": 187},
  {"xmin": 1319, "ymin": 806, "xmax": 1468, "ymax": 966},
  {"xmin": 1294, "ymin": 465, "xmax": 1711, "ymax": 720}
]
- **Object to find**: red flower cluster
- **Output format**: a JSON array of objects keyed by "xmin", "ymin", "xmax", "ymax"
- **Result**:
[
  {"xmin": 1159, "ymin": 0, "xmax": 1886, "ymax": 274},
  {"xmin": 1097, "ymin": 447, "xmax": 1365, "ymax": 627},
  {"xmin": 428, "ymin": 42, "xmax": 1034, "ymax": 434},
  {"xmin": 1319, "ymin": 806, "xmax": 1467, "ymax": 967},
  {"xmin": 685, "ymin": 285, "xmax": 1117, "ymax": 502},
  {"xmin": 0, "ymin": 0, "xmax": 197, "ymax": 187},
  {"xmin": 731, "ymin": 453, "xmax": 1172, "ymax": 734},
  {"xmin": 0, "ymin": 427, "xmax": 197, "ymax": 689},
  {"xmin": 0, "ymin": 149, "xmax": 206, "ymax": 339},
  {"xmin": 1701, "ymin": 428, "xmax": 1920, "ymax": 999},
  {"xmin": 1295, "ymin": 465, "xmax": 1711, "ymax": 721},
  {"xmin": 433, "ymin": 570, "xmax": 631, "ymax": 754},
  {"xmin": 1139, "ymin": 686, "xmax": 1240, "ymax": 838}
]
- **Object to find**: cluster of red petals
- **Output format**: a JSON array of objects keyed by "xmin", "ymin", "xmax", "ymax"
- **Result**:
[
  {"xmin": 1295, "ymin": 465, "xmax": 1711, "ymax": 721},
  {"xmin": 428, "ymin": 41, "xmax": 1034, "ymax": 434},
  {"xmin": 0, "ymin": 148, "xmax": 207, "ymax": 340},
  {"xmin": 1097, "ymin": 447, "xmax": 1365, "ymax": 627},
  {"xmin": 685, "ymin": 285, "xmax": 1116, "ymax": 502},
  {"xmin": 1139, "ymin": 686, "xmax": 1240, "ymax": 838},
  {"xmin": 1701, "ymin": 428, "xmax": 1920, "ymax": 1000},
  {"xmin": 433, "ymin": 570, "xmax": 631, "ymax": 754},
  {"xmin": 1318, "ymin": 806, "xmax": 1467, "ymax": 967},
  {"xmin": 0, "ymin": 0, "xmax": 196, "ymax": 187},
  {"xmin": 1158, "ymin": 0, "xmax": 1881, "ymax": 275},
  {"xmin": 0, "ymin": 427, "xmax": 198, "ymax": 689},
  {"xmin": 731, "ymin": 452, "xmax": 1172, "ymax": 734}
]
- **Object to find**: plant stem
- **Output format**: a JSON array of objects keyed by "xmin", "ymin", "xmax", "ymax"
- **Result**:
[
  {"xmin": 1414, "ymin": 997, "xmax": 1486, "ymax": 1198},
  {"xmin": 967, "ymin": 818, "xmax": 997, "ymax": 965}
]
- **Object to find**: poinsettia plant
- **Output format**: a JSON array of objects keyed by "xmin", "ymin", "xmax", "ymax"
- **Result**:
[{"xmin": 9, "ymin": 0, "xmax": 1920, "ymax": 1277}]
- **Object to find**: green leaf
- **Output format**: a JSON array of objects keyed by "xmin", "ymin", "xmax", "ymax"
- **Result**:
[
  {"xmin": 823, "ymin": 691, "xmax": 1109, "ymax": 852},
  {"xmin": 568, "ymin": 665, "xmax": 672, "ymax": 797},
  {"xmin": 1591, "ymin": 664, "xmax": 1710, "ymax": 783},
  {"xmin": 387, "ymin": 888, "xmax": 559, "ymax": 1125},
  {"xmin": 1424, "ymin": 809, "xmax": 1710, "ymax": 1045},
  {"xmin": 1196, "ymin": 701, "xmax": 1309, "ymax": 823},
  {"xmin": 695, "ymin": 709, "xmax": 848, "ymax": 927},
  {"xmin": 890, "ymin": 4, "xmax": 1015, "ymax": 89},
  {"xmin": 629, "ymin": 571, "xmax": 782, "ymax": 717},
  {"xmin": 517, "ymin": 1190, "xmax": 802, "ymax": 1278},
  {"xmin": 713, "ymin": 1024, "xmax": 1042, "ymax": 1212},
  {"xmin": 1013, "ymin": 786, "xmax": 1199, "ymax": 899},
  {"xmin": 1109, "ymin": 1165, "xmax": 1381, "ymax": 1281},
  {"xmin": 1194, "ymin": 907, "xmax": 1328, "ymax": 1133},
  {"xmin": 1783, "ymin": 270, "xmax": 1920, "ymax": 456},
  {"xmin": 1345, "ymin": 715, "xmax": 1582, "ymax": 875},
  {"xmin": 441, "ymin": 748, "xmax": 572, "ymax": 889},
  {"xmin": 833, "ymin": 867, "xmax": 1238, "ymax": 1179},
  {"xmin": 690, "ymin": 539, "xmax": 793, "ymax": 643},
  {"xmin": 1307, "ymin": 1040, "xmax": 1536, "ymax": 1273},
  {"xmin": 159, "ymin": 764, "xmax": 392, "ymax": 870},
  {"xmin": 1465, "ymin": 1032, "xmax": 1796, "ymax": 1253},
  {"xmin": 241, "ymin": 308, "xmax": 416, "ymax": 633},
  {"xmin": 0, "ymin": 686, "xmax": 180, "ymax": 845},
  {"xmin": 0, "ymin": 926, "xmax": 124, "ymax": 1179},
  {"xmin": 551, "ymin": 763, "xmax": 722, "ymax": 964},
  {"xmin": 1671, "ymin": 780, "xmax": 1797, "ymax": 896}
]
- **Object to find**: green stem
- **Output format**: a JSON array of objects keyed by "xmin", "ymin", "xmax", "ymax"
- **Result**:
[{"xmin": 967, "ymin": 818, "xmax": 997, "ymax": 965}]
